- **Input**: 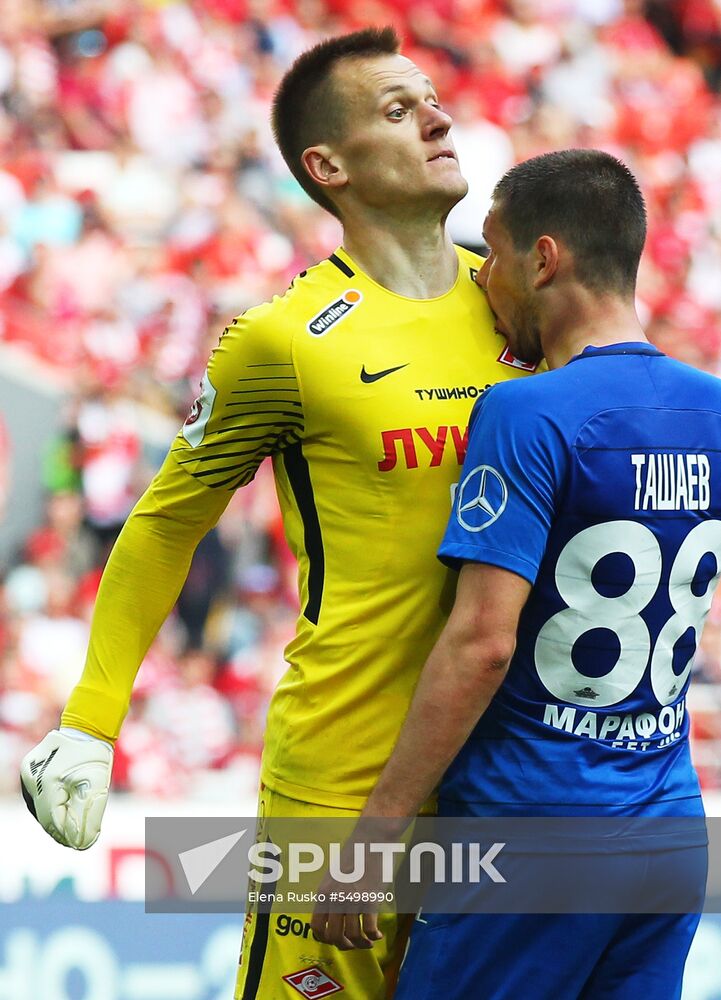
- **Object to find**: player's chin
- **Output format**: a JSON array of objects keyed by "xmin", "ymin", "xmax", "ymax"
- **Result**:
[
  {"xmin": 435, "ymin": 176, "xmax": 468, "ymax": 211},
  {"xmin": 438, "ymin": 166, "xmax": 467, "ymax": 195}
]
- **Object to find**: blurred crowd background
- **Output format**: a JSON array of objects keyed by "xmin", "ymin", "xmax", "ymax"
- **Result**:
[{"xmin": 1, "ymin": 0, "xmax": 721, "ymax": 800}]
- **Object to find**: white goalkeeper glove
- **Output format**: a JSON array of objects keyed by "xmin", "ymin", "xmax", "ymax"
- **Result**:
[{"xmin": 20, "ymin": 728, "xmax": 114, "ymax": 850}]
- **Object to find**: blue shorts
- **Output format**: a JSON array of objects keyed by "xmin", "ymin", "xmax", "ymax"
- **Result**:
[{"xmin": 395, "ymin": 911, "xmax": 701, "ymax": 1000}]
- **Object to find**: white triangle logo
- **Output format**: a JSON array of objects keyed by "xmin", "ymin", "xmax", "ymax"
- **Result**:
[{"xmin": 178, "ymin": 829, "xmax": 246, "ymax": 895}]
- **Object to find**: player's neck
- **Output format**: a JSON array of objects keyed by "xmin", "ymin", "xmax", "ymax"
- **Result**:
[
  {"xmin": 543, "ymin": 295, "xmax": 648, "ymax": 370},
  {"xmin": 340, "ymin": 215, "xmax": 458, "ymax": 299}
]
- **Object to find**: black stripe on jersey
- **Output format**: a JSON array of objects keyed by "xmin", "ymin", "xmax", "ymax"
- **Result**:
[
  {"xmin": 328, "ymin": 253, "xmax": 355, "ymax": 278},
  {"xmin": 246, "ymin": 417, "xmax": 303, "ymax": 424},
  {"xmin": 175, "ymin": 446, "xmax": 277, "ymax": 466},
  {"xmin": 173, "ymin": 429, "xmax": 301, "ymax": 486},
  {"xmin": 209, "ymin": 472, "xmax": 253, "ymax": 490},
  {"xmin": 240, "ymin": 908, "xmax": 271, "ymax": 1000},
  {"xmin": 186, "ymin": 466, "xmax": 261, "ymax": 490},
  {"xmin": 283, "ymin": 442, "xmax": 324, "ymax": 625},
  {"xmin": 288, "ymin": 269, "xmax": 307, "ymax": 290},
  {"xmin": 230, "ymin": 388, "xmax": 300, "ymax": 395},
  {"xmin": 214, "ymin": 421, "xmax": 304, "ymax": 436},
  {"xmin": 239, "ymin": 396, "xmax": 302, "ymax": 403},
  {"xmin": 213, "ymin": 419, "xmax": 303, "ymax": 429},
  {"xmin": 223, "ymin": 437, "xmax": 294, "ymax": 489},
  {"xmin": 184, "ymin": 430, "xmax": 299, "ymax": 448},
  {"xmin": 235, "ymin": 375, "xmax": 295, "ymax": 382},
  {"xmin": 226, "ymin": 398, "xmax": 302, "ymax": 404},
  {"xmin": 175, "ymin": 435, "xmax": 295, "ymax": 489},
  {"xmin": 220, "ymin": 409, "xmax": 302, "ymax": 422},
  {"xmin": 176, "ymin": 369, "xmax": 305, "ymax": 488}
]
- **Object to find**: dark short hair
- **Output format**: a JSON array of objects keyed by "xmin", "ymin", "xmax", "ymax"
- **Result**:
[
  {"xmin": 492, "ymin": 149, "xmax": 647, "ymax": 296},
  {"xmin": 271, "ymin": 26, "xmax": 400, "ymax": 218}
]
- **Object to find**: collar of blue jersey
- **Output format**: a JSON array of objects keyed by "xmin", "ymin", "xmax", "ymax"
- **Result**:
[{"xmin": 567, "ymin": 342, "xmax": 663, "ymax": 365}]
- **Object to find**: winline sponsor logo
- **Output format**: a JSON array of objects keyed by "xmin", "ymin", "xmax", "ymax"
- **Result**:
[{"xmin": 307, "ymin": 290, "xmax": 362, "ymax": 336}]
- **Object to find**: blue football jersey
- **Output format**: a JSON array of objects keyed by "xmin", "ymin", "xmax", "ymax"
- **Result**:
[{"xmin": 438, "ymin": 343, "xmax": 721, "ymax": 818}]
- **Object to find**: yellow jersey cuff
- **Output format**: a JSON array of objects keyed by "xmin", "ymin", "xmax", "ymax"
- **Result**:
[{"xmin": 61, "ymin": 684, "xmax": 129, "ymax": 744}]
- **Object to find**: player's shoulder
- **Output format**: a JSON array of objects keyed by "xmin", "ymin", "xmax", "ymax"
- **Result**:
[
  {"xmin": 660, "ymin": 352, "xmax": 721, "ymax": 398},
  {"xmin": 469, "ymin": 370, "xmax": 561, "ymax": 453},
  {"xmin": 244, "ymin": 251, "xmax": 361, "ymax": 334},
  {"xmin": 277, "ymin": 251, "xmax": 358, "ymax": 304},
  {"xmin": 478, "ymin": 365, "xmax": 557, "ymax": 411},
  {"xmin": 466, "ymin": 370, "xmax": 569, "ymax": 473},
  {"xmin": 472, "ymin": 364, "xmax": 583, "ymax": 456},
  {"xmin": 216, "ymin": 251, "xmax": 358, "ymax": 351}
]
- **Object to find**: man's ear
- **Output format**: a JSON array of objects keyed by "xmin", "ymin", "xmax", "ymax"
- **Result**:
[
  {"xmin": 301, "ymin": 146, "xmax": 348, "ymax": 192},
  {"xmin": 533, "ymin": 235, "xmax": 559, "ymax": 288}
]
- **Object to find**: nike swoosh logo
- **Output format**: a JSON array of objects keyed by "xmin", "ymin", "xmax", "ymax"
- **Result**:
[{"xmin": 360, "ymin": 363, "xmax": 408, "ymax": 383}]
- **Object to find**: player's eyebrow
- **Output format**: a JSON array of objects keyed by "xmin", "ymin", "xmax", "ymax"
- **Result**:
[{"xmin": 379, "ymin": 78, "xmax": 436, "ymax": 98}]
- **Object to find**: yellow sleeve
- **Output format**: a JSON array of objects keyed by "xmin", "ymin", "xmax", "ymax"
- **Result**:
[
  {"xmin": 61, "ymin": 453, "xmax": 230, "ymax": 740},
  {"xmin": 170, "ymin": 306, "xmax": 303, "ymax": 489},
  {"xmin": 61, "ymin": 306, "xmax": 301, "ymax": 741}
]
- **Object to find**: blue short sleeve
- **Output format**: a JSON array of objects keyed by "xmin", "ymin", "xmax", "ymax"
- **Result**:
[{"xmin": 439, "ymin": 383, "xmax": 567, "ymax": 584}]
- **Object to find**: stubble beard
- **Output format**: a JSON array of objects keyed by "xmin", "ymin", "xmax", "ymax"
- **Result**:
[{"xmin": 511, "ymin": 300, "xmax": 544, "ymax": 366}]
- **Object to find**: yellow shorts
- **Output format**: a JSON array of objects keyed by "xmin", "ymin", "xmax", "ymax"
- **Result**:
[{"xmin": 234, "ymin": 784, "xmax": 412, "ymax": 1000}]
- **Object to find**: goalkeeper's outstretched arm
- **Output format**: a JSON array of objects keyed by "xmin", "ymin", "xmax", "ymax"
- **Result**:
[
  {"xmin": 20, "ymin": 451, "xmax": 231, "ymax": 849},
  {"xmin": 21, "ymin": 303, "xmax": 300, "ymax": 848},
  {"xmin": 62, "ymin": 452, "xmax": 230, "ymax": 741}
]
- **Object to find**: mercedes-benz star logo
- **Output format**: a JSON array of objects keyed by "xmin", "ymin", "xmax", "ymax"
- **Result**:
[{"xmin": 456, "ymin": 465, "xmax": 508, "ymax": 532}]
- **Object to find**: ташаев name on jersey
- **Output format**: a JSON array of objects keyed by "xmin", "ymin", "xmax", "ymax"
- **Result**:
[{"xmin": 632, "ymin": 453, "xmax": 710, "ymax": 511}]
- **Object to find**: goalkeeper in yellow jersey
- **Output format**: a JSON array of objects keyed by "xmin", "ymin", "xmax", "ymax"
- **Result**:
[{"xmin": 20, "ymin": 26, "xmax": 535, "ymax": 1000}]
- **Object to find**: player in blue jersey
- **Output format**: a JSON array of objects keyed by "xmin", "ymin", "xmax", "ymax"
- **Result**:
[{"xmin": 312, "ymin": 149, "xmax": 721, "ymax": 998}]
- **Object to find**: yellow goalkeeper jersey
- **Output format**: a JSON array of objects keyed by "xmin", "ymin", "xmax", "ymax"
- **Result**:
[{"xmin": 62, "ymin": 245, "xmax": 535, "ymax": 809}]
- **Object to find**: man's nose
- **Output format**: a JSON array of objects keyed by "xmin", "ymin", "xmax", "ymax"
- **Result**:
[
  {"xmin": 476, "ymin": 256, "xmax": 490, "ymax": 291},
  {"xmin": 422, "ymin": 102, "xmax": 453, "ymax": 139}
]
